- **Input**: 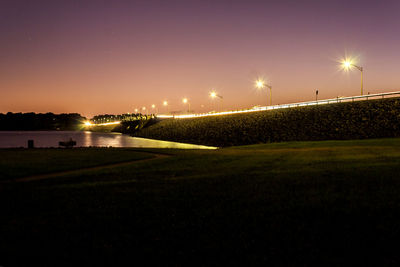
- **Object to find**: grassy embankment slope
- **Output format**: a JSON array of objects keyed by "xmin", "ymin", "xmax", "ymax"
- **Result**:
[
  {"xmin": 1, "ymin": 138, "xmax": 400, "ymax": 265},
  {"xmin": 136, "ymin": 97, "xmax": 400, "ymax": 147}
]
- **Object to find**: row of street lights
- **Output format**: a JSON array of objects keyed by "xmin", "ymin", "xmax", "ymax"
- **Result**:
[
  {"xmin": 134, "ymin": 56, "xmax": 364, "ymax": 114},
  {"xmin": 136, "ymin": 91, "xmax": 224, "ymax": 114},
  {"xmin": 253, "ymin": 57, "xmax": 364, "ymax": 107}
]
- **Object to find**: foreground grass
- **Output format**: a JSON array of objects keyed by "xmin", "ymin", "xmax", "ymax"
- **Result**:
[
  {"xmin": 0, "ymin": 148, "xmax": 155, "ymax": 180},
  {"xmin": 1, "ymin": 138, "xmax": 400, "ymax": 266}
]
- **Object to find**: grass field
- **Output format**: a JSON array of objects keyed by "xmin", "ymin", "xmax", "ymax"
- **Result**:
[
  {"xmin": 0, "ymin": 148, "xmax": 155, "ymax": 180},
  {"xmin": 1, "ymin": 138, "xmax": 400, "ymax": 266}
]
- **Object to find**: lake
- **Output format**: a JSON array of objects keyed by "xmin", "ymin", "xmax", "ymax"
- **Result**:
[{"xmin": 0, "ymin": 131, "xmax": 217, "ymax": 149}]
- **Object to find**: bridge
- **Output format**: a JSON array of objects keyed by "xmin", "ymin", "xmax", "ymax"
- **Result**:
[
  {"xmin": 85, "ymin": 91, "xmax": 400, "ymax": 126},
  {"xmin": 157, "ymin": 91, "xmax": 400, "ymax": 119}
]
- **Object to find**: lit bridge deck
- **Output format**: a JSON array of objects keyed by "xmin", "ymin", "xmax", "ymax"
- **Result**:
[
  {"xmin": 87, "ymin": 91, "xmax": 400, "ymax": 126},
  {"xmin": 157, "ymin": 91, "xmax": 400, "ymax": 119}
]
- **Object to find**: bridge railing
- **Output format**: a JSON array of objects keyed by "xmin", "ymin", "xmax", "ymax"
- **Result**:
[
  {"xmin": 264, "ymin": 91, "xmax": 400, "ymax": 111},
  {"xmin": 157, "ymin": 91, "xmax": 400, "ymax": 119}
]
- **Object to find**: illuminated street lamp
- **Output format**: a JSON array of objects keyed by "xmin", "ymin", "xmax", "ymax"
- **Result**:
[
  {"xmin": 210, "ymin": 91, "xmax": 222, "ymax": 99},
  {"xmin": 163, "ymin": 100, "xmax": 169, "ymax": 113},
  {"xmin": 255, "ymin": 79, "xmax": 272, "ymax": 106},
  {"xmin": 210, "ymin": 90, "xmax": 223, "ymax": 111},
  {"xmin": 151, "ymin": 104, "xmax": 157, "ymax": 114},
  {"xmin": 182, "ymin": 98, "xmax": 191, "ymax": 113},
  {"xmin": 341, "ymin": 58, "xmax": 364, "ymax": 95}
]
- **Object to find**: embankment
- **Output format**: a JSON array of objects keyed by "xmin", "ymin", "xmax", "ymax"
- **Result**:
[{"xmin": 135, "ymin": 98, "xmax": 400, "ymax": 147}]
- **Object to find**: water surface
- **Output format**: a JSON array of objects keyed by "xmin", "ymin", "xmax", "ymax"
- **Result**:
[{"xmin": 0, "ymin": 131, "xmax": 217, "ymax": 149}]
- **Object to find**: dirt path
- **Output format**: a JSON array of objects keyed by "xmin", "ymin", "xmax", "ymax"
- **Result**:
[{"xmin": 3, "ymin": 153, "xmax": 171, "ymax": 183}]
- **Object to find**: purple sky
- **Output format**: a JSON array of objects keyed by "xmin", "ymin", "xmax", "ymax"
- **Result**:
[{"xmin": 1, "ymin": 0, "xmax": 400, "ymax": 117}]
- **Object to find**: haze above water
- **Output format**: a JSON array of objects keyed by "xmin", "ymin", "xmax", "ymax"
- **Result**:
[{"xmin": 0, "ymin": 131, "xmax": 216, "ymax": 149}]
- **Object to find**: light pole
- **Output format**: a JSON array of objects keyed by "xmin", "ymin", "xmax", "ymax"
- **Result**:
[
  {"xmin": 163, "ymin": 101, "xmax": 169, "ymax": 114},
  {"xmin": 210, "ymin": 91, "xmax": 223, "ymax": 111},
  {"xmin": 182, "ymin": 98, "xmax": 190, "ymax": 113},
  {"xmin": 342, "ymin": 59, "xmax": 364, "ymax": 95},
  {"xmin": 151, "ymin": 104, "xmax": 158, "ymax": 114},
  {"xmin": 255, "ymin": 79, "xmax": 272, "ymax": 106}
]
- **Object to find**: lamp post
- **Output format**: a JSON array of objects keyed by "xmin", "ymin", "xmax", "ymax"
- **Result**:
[
  {"xmin": 151, "ymin": 104, "xmax": 157, "ymax": 114},
  {"xmin": 163, "ymin": 101, "xmax": 169, "ymax": 114},
  {"xmin": 255, "ymin": 79, "xmax": 272, "ymax": 106},
  {"xmin": 210, "ymin": 91, "xmax": 223, "ymax": 111},
  {"xmin": 342, "ymin": 59, "xmax": 364, "ymax": 95},
  {"xmin": 182, "ymin": 98, "xmax": 190, "ymax": 113}
]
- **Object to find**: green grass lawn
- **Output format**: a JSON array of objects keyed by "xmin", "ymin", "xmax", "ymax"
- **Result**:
[
  {"xmin": 0, "ymin": 148, "xmax": 155, "ymax": 180},
  {"xmin": 1, "ymin": 138, "xmax": 400, "ymax": 266}
]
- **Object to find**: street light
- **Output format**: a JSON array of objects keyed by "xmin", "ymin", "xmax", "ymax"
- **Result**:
[
  {"xmin": 182, "ymin": 98, "xmax": 190, "ymax": 113},
  {"xmin": 341, "ymin": 58, "xmax": 364, "ymax": 95},
  {"xmin": 151, "ymin": 104, "xmax": 157, "ymax": 114},
  {"xmin": 255, "ymin": 79, "xmax": 272, "ymax": 106},
  {"xmin": 163, "ymin": 100, "xmax": 169, "ymax": 114},
  {"xmin": 210, "ymin": 90, "xmax": 223, "ymax": 111},
  {"xmin": 210, "ymin": 91, "xmax": 223, "ymax": 99}
]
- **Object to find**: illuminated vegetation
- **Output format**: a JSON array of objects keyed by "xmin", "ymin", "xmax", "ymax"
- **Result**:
[
  {"xmin": 84, "ymin": 114, "xmax": 157, "ymax": 133},
  {"xmin": 137, "ymin": 98, "xmax": 400, "ymax": 147}
]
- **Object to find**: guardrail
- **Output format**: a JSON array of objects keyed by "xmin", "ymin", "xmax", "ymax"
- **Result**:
[{"xmin": 157, "ymin": 91, "xmax": 400, "ymax": 119}]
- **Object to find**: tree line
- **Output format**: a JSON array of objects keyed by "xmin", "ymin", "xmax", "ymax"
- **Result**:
[{"xmin": 0, "ymin": 112, "xmax": 86, "ymax": 131}]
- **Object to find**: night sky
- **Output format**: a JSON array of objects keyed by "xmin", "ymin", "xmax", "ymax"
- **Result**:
[{"xmin": 1, "ymin": 0, "xmax": 400, "ymax": 117}]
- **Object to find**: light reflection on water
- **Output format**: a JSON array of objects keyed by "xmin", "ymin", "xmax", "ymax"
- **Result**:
[{"xmin": 0, "ymin": 131, "xmax": 217, "ymax": 149}]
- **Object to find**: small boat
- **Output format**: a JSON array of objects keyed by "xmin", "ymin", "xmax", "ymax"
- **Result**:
[{"xmin": 59, "ymin": 138, "xmax": 77, "ymax": 148}]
